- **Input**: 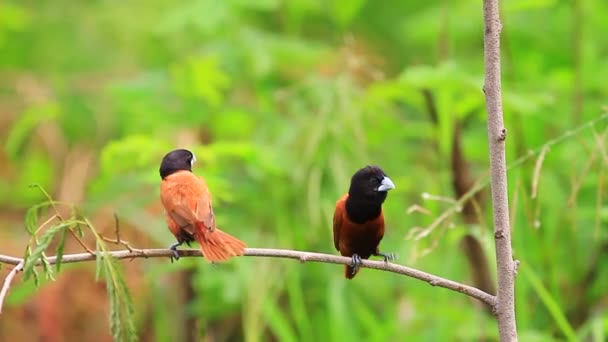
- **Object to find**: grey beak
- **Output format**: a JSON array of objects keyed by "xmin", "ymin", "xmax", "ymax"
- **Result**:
[{"xmin": 377, "ymin": 176, "xmax": 395, "ymax": 192}]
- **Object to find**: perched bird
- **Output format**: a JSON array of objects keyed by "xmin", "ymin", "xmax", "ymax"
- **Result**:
[
  {"xmin": 333, "ymin": 166, "xmax": 395, "ymax": 279},
  {"xmin": 159, "ymin": 148, "xmax": 246, "ymax": 262}
]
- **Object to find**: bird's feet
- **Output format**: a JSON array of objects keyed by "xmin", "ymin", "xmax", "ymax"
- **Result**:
[
  {"xmin": 375, "ymin": 252, "xmax": 396, "ymax": 263},
  {"xmin": 351, "ymin": 254, "xmax": 363, "ymax": 276},
  {"xmin": 169, "ymin": 242, "xmax": 182, "ymax": 262}
]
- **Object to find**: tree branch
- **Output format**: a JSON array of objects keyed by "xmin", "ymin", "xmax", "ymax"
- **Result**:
[
  {"xmin": 0, "ymin": 260, "xmax": 24, "ymax": 314},
  {"xmin": 483, "ymin": 0, "xmax": 518, "ymax": 340},
  {"xmin": 0, "ymin": 248, "xmax": 496, "ymax": 309}
]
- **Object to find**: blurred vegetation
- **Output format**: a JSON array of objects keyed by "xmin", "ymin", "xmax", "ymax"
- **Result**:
[{"xmin": 0, "ymin": 0, "xmax": 607, "ymax": 341}]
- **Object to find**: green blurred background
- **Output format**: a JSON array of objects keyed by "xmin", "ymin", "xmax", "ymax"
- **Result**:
[{"xmin": 0, "ymin": 0, "xmax": 607, "ymax": 341}]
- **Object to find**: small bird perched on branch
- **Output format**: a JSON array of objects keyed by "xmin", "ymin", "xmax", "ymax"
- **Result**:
[
  {"xmin": 159, "ymin": 148, "xmax": 246, "ymax": 262},
  {"xmin": 333, "ymin": 166, "xmax": 395, "ymax": 279}
]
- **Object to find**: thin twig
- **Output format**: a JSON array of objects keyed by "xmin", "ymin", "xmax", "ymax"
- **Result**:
[
  {"xmin": 113, "ymin": 213, "xmax": 121, "ymax": 241},
  {"xmin": 0, "ymin": 260, "xmax": 24, "ymax": 314},
  {"xmin": 30, "ymin": 192, "xmax": 95, "ymax": 256},
  {"xmin": 69, "ymin": 229, "xmax": 96, "ymax": 255},
  {"xmin": 531, "ymin": 146, "xmax": 549, "ymax": 199},
  {"xmin": 410, "ymin": 112, "xmax": 608, "ymax": 243},
  {"xmin": 0, "ymin": 248, "xmax": 497, "ymax": 309},
  {"xmin": 100, "ymin": 214, "xmax": 140, "ymax": 253}
]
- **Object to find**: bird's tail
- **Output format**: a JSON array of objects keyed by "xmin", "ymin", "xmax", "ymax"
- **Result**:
[
  {"xmin": 195, "ymin": 223, "xmax": 247, "ymax": 262},
  {"xmin": 344, "ymin": 265, "xmax": 359, "ymax": 279}
]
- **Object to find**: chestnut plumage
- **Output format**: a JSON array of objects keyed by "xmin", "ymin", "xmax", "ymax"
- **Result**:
[
  {"xmin": 333, "ymin": 166, "xmax": 395, "ymax": 279},
  {"xmin": 159, "ymin": 149, "xmax": 246, "ymax": 262}
]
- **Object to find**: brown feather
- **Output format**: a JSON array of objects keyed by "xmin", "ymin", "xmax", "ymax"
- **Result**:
[
  {"xmin": 333, "ymin": 194, "xmax": 386, "ymax": 279},
  {"xmin": 161, "ymin": 170, "xmax": 246, "ymax": 262}
]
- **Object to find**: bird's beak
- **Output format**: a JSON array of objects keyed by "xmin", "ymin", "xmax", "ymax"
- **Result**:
[
  {"xmin": 377, "ymin": 176, "xmax": 395, "ymax": 192},
  {"xmin": 191, "ymin": 154, "xmax": 197, "ymax": 167}
]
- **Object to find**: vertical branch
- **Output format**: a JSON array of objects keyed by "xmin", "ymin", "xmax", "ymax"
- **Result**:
[{"xmin": 482, "ymin": 0, "xmax": 518, "ymax": 341}]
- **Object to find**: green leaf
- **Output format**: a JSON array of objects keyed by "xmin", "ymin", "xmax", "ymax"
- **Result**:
[
  {"xmin": 55, "ymin": 227, "xmax": 67, "ymax": 272},
  {"xmin": 24, "ymin": 202, "xmax": 48, "ymax": 235},
  {"xmin": 520, "ymin": 261, "xmax": 578, "ymax": 342},
  {"xmin": 95, "ymin": 241, "xmax": 103, "ymax": 281},
  {"xmin": 102, "ymin": 256, "xmax": 137, "ymax": 342},
  {"xmin": 22, "ymin": 221, "xmax": 71, "ymax": 281},
  {"xmin": 75, "ymin": 224, "xmax": 84, "ymax": 238},
  {"xmin": 41, "ymin": 255, "xmax": 55, "ymax": 281},
  {"xmin": 31, "ymin": 269, "xmax": 39, "ymax": 287},
  {"xmin": 91, "ymin": 219, "xmax": 137, "ymax": 341}
]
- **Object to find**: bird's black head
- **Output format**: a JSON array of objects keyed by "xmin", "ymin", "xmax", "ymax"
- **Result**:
[
  {"xmin": 348, "ymin": 165, "xmax": 395, "ymax": 202},
  {"xmin": 345, "ymin": 166, "xmax": 395, "ymax": 223},
  {"xmin": 159, "ymin": 149, "xmax": 197, "ymax": 179}
]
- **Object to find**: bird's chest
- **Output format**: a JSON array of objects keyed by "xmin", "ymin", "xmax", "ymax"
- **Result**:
[
  {"xmin": 340, "ymin": 220, "xmax": 384, "ymax": 256},
  {"xmin": 347, "ymin": 221, "xmax": 383, "ymax": 241}
]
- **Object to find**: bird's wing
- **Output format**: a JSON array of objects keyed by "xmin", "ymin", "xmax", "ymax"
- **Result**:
[
  {"xmin": 193, "ymin": 176, "xmax": 216, "ymax": 231},
  {"xmin": 165, "ymin": 210, "xmax": 183, "ymax": 236},
  {"xmin": 160, "ymin": 171, "xmax": 215, "ymax": 233},
  {"xmin": 333, "ymin": 194, "xmax": 347, "ymax": 252}
]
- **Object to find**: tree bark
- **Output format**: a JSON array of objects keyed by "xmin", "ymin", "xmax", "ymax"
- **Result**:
[{"xmin": 482, "ymin": 0, "xmax": 518, "ymax": 340}]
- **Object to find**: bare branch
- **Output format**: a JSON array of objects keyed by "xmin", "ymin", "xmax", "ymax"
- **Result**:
[
  {"xmin": 483, "ymin": 0, "xmax": 518, "ymax": 340},
  {"xmin": 0, "ymin": 248, "xmax": 496, "ymax": 310},
  {"xmin": 100, "ymin": 214, "xmax": 140, "ymax": 253},
  {"xmin": 69, "ymin": 229, "xmax": 96, "ymax": 255},
  {"xmin": 0, "ymin": 260, "xmax": 24, "ymax": 314}
]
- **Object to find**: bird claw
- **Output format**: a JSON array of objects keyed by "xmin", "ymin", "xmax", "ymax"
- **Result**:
[
  {"xmin": 351, "ymin": 254, "xmax": 362, "ymax": 275},
  {"xmin": 376, "ymin": 252, "xmax": 396, "ymax": 262},
  {"xmin": 169, "ymin": 242, "xmax": 182, "ymax": 262}
]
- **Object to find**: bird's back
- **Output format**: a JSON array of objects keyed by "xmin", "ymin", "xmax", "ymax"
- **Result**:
[{"xmin": 160, "ymin": 170, "xmax": 214, "ymax": 230}]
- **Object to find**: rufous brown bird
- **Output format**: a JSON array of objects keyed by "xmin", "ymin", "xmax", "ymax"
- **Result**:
[
  {"xmin": 333, "ymin": 166, "xmax": 395, "ymax": 279},
  {"xmin": 159, "ymin": 148, "xmax": 246, "ymax": 262}
]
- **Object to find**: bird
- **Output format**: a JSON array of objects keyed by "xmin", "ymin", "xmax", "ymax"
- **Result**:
[
  {"xmin": 159, "ymin": 148, "xmax": 246, "ymax": 262},
  {"xmin": 333, "ymin": 165, "xmax": 395, "ymax": 279}
]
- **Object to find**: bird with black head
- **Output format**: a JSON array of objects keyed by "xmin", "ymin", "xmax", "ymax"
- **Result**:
[
  {"xmin": 159, "ymin": 148, "xmax": 246, "ymax": 262},
  {"xmin": 333, "ymin": 166, "xmax": 395, "ymax": 279}
]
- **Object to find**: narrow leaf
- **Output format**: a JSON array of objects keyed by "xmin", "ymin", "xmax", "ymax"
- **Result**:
[
  {"xmin": 521, "ymin": 262, "xmax": 577, "ymax": 342},
  {"xmin": 103, "ymin": 256, "xmax": 137, "ymax": 341},
  {"xmin": 22, "ymin": 221, "xmax": 71, "ymax": 280},
  {"xmin": 55, "ymin": 228, "xmax": 67, "ymax": 272},
  {"xmin": 41, "ymin": 255, "xmax": 55, "ymax": 281},
  {"xmin": 24, "ymin": 201, "xmax": 52, "ymax": 235},
  {"xmin": 95, "ymin": 241, "xmax": 103, "ymax": 280}
]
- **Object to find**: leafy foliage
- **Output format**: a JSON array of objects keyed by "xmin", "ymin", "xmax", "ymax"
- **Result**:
[{"xmin": 19, "ymin": 187, "xmax": 137, "ymax": 342}]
